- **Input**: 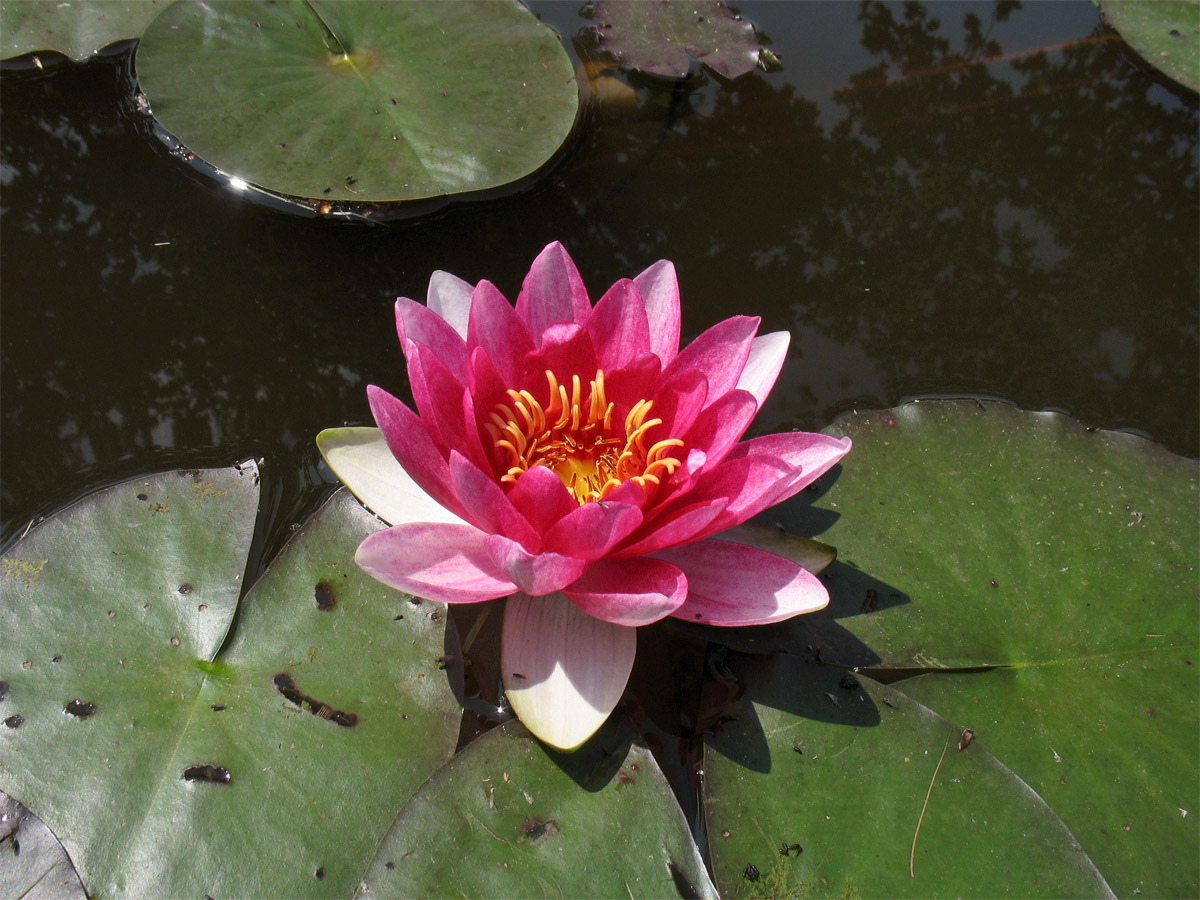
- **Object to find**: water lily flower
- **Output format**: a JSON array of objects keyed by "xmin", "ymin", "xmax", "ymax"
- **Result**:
[{"xmin": 318, "ymin": 242, "xmax": 850, "ymax": 750}]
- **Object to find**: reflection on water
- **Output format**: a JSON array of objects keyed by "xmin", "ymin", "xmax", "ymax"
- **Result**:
[{"xmin": 1, "ymin": 1, "xmax": 1196, "ymax": 547}]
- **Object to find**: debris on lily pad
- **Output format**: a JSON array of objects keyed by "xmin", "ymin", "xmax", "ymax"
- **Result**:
[{"xmin": 590, "ymin": 0, "xmax": 766, "ymax": 79}]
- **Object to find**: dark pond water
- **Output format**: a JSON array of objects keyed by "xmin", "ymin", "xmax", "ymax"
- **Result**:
[{"xmin": 2, "ymin": 0, "xmax": 1197, "ymax": 559}]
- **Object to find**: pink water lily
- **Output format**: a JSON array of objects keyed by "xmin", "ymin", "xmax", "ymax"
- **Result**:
[{"xmin": 318, "ymin": 242, "xmax": 850, "ymax": 749}]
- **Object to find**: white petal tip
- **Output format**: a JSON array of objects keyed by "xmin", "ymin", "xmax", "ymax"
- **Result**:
[{"xmin": 501, "ymin": 593, "xmax": 637, "ymax": 751}]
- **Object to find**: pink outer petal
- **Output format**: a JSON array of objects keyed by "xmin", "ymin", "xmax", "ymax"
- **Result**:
[
  {"xmin": 517, "ymin": 242, "xmax": 592, "ymax": 338},
  {"xmin": 367, "ymin": 386, "xmax": 472, "ymax": 523},
  {"xmin": 426, "ymin": 270, "xmax": 473, "ymax": 340},
  {"xmin": 543, "ymin": 500, "xmax": 643, "ymax": 560},
  {"xmin": 485, "ymin": 534, "xmax": 589, "ymax": 596},
  {"xmin": 356, "ymin": 523, "xmax": 515, "ymax": 604},
  {"xmin": 467, "ymin": 279, "xmax": 533, "ymax": 387},
  {"xmin": 563, "ymin": 557, "xmax": 687, "ymax": 626},
  {"xmin": 665, "ymin": 454, "xmax": 798, "ymax": 540},
  {"xmin": 654, "ymin": 539, "xmax": 829, "ymax": 626},
  {"xmin": 505, "ymin": 464, "xmax": 578, "ymax": 535},
  {"xmin": 395, "ymin": 297, "xmax": 466, "ymax": 376},
  {"xmin": 587, "ymin": 279, "xmax": 651, "ymax": 371},
  {"xmin": 633, "ymin": 259, "xmax": 681, "ymax": 365},
  {"xmin": 736, "ymin": 331, "xmax": 790, "ymax": 409},
  {"xmin": 724, "ymin": 432, "xmax": 853, "ymax": 508},
  {"xmin": 662, "ymin": 315, "xmax": 759, "ymax": 405},
  {"xmin": 448, "ymin": 453, "xmax": 540, "ymax": 550}
]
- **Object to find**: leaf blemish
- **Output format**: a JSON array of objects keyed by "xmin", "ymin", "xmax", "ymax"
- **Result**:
[
  {"xmin": 273, "ymin": 673, "xmax": 358, "ymax": 727},
  {"xmin": 518, "ymin": 816, "xmax": 558, "ymax": 845},
  {"xmin": 182, "ymin": 764, "xmax": 231, "ymax": 784},
  {"xmin": 64, "ymin": 699, "xmax": 97, "ymax": 718},
  {"xmin": 314, "ymin": 581, "xmax": 337, "ymax": 611}
]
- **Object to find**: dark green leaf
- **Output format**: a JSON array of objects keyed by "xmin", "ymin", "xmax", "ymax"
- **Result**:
[
  {"xmin": 705, "ymin": 655, "xmax": 1114, "ymax": 899},
  {"xmin": 134, "ymin": 0, "xmax": 579, "ymax": 202},
  {"xmin": 359, "ymin": 715, "xmax": 717, "ymax": 899},
  {"xmin": 0, "ymin": 472, "xmax": 462, "ymax": 898}
]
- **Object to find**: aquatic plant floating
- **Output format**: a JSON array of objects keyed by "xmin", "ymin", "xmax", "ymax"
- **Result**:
[
  {"xmin": 590, "ymin": 0, "xmax": 766, "ymax": 79},
  {"xmin": 133, "ymin": 0, "xmax": 579, "ymax": 203},
  {"xmin": 318, "ymin": 243, "xmax": 851, "ymax": 749}
]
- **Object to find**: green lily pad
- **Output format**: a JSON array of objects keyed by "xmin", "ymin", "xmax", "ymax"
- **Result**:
[
  {"xmin": 756, "ymin": 399, "xmax": 1196, "ymax": 897},
  {"xmin": 0, "ymin": 1, "xmax": 164, "ymax": 62},
  {"xmin": 0, "ymin": 470, "xmax": 462, "ymax": 898},
  {"xmin": 359, "ymin": 715, "xmax": 718, "ymax": 899},
  {"xmin": 1100, "ymin": 1, "xmax": 1200, "ymax": 93},
  {"xmin": 591, "ymin": 0, "xmax": 764, "ymax": 79},
  {"xmin": 704, "ymin": 655, "xmax": 1114, "ymax": 899},
  {"xmin": 134, "ymin": 0, "xmax": 579, "ymax": 203}
]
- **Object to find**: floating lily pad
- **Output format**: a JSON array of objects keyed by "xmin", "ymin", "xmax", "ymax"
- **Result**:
[
  {"xmin": 705, "ymin": 656, "xmax": 1114, "ymax": 899},
  {"xmin": 0, "ymin": 470, "xmax": 462, "ymax": 898},
  {"xmin": 0, "ymin": 1, "xmax": 164, "ymax": 62},
  {"xmin": 359, "ymin": 714, "xmax": 717, "ymax": 899},
  {"xmin": 743, "ymin": 400, "xmax": 1196, "ymax": 898},
  {"xmin": 1100, "ymin": 1, "xmax": 1200, "ymax": 93},
  {"xmin": 591, "ymin": 0, "xmax": 763, "ymax": 79},
  {"xmin": 134, "ymin": 0, "xmax": 579, "ymax": 203}
]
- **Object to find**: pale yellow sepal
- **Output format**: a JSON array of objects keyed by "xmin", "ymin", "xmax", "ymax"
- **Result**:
[
  {"xmin": 501, "ymin": 592, "xmax": 636, "ymax": 751},
  {"xmin": 316, "ymin": 427, "xmax": 466, "ymax": 527}
]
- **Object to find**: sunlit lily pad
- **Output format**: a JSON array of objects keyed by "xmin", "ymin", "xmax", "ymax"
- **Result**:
[
  {"xmin": 740, "ymin": 399, "xmax": 1196, "ymax": 898},
  {"xmin": 359, "ymin": 715, "xmax": 717, "ymax": 899},
  {"xmin": 1100, "ymin": 0, "xmax": 1200, "ymax": 93},
  {"xmin": 705, "ymin": 656, "xmax": 1114, "ymax": 899},
  {"xmin": 591, "ymin": 0, "xmax": 763, "ymax": 79},
  {"xmin": 0, "ymin": 470, "xmax": 462, "ymax": 898},
  {"xmin": 0, "ymin": 1, "xmax": 164, "ymax": 62},
  {"xmin": 134, "ymin": 0, "xmax": 579, "ymax": 202}
]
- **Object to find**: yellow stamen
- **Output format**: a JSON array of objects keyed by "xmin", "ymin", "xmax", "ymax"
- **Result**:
[{"xmin": 484, "ymin": 369, "xmax": 684, "ymax": 506}]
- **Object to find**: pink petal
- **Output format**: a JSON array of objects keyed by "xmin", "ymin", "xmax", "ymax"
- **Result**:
[
  {"xmin": 736, "ymin": 331, "xmax": 790, "ymax": 409},
  {"xmin": 395, "ymin": 297, "xmax": 466, "ymax": 375},
  {"xmin": 681, "ymin": 389, "xmax": 759, "ymax": 472},
  {"xmin": 587, "ymin": 278, "xmax": 651, "ymax": 371},
  {"xmin": 602, "ymin": 352, "xmax": 663, "ymax": 426},
  {"xmin": 404, "ymin": 341, "xmax": 488, "ymax": 470},
  {"xmin": 725, "ymin": 432, "xmax": 853, "ymax": 508},
  {"xmin": 633, "ymin": 259, "xmax": 681, "ymax": 365},
  {"xmin": 612, "ymin": 497, "xmax": 728, "ymax": 558},
  {"xmin": 505, "ymin": 464, "xmax": 579, "ymax": 535},
  {"xmin": 356, "ymin": 523, "xmax": 515, "ymax": 604},
  {"xmin": 655, "ymin": 539, "xmax": 830, "ymax": 625},
  {"xmin": 467, "ymin": 279, "xmax": 533, "ymax": 387},
  {"xmin": 426, "ymin": 270, "xmax": 473, "ymax": 340},
  {"xmin": 367, "ymin": 386, "xmax": 471, "ymax": 522},
  {"xmin": 543, "ymin": 500, "xmax": 643, "ymax": 560},
  {"xmin": 448, "ymin": 452, "xmax": 541, "ymax": 550},
  {"xmin": 484, "ymin": 534, "xmax": 589, "ymax": 596},
  {"xmin": 667, "ymin": 453, "xmax": 798, "ymax": 540},
  {"xmin": 563, "ymin": 557, "xmax": 687, "ymax": 626},
  {"xmin": 524, "ymin": 325, "xmax": 598, "ymax": 395},
  {"xmin": 517, "ymin": 242, "xmax": 592, "ymax": 338},
  {"xmin": 501, "ymin": 592, "xmax": 636, "ymax": 750},
  {"xmin": 648, "ymin": 367, "xmax": 708, "ymax": 441},
  {"xmin": 662, "ymin": 316, "xmax": 759, "ymax": 404}
]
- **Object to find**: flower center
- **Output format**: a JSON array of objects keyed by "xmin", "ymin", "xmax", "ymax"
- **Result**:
[{"xmin": 486, "ymin": 369, "xmax": 684, "ymax": 505}]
